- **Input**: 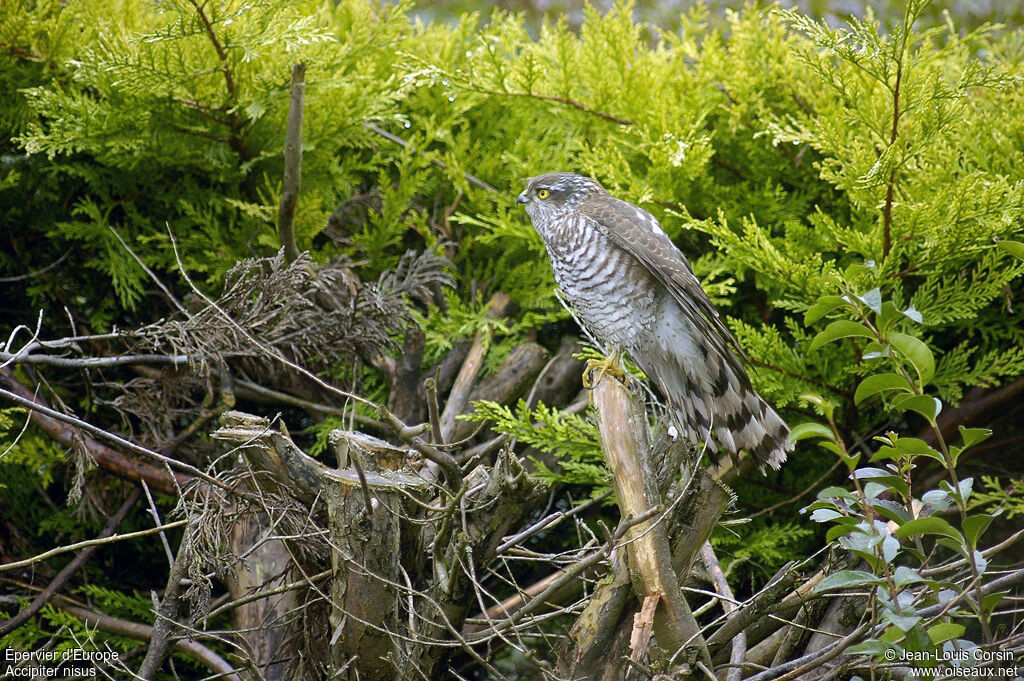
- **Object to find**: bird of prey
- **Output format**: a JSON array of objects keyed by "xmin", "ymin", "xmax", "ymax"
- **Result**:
[{"xmin": 517, "ymin": 172, "xmax": 791, "ymax": 472}]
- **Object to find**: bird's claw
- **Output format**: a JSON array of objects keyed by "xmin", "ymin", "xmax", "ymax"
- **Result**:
[{"xmin": 583, "ymin": 355, "xmax": 625, "ymax": 389}]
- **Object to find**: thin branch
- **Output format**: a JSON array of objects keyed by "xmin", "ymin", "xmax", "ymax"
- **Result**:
[
  {"xmin": 745, "ymin": 623, "xmax": 871, "ymax": 681},
  {"xmin": 0, "ymin": 249, "xmax": 72, "ymax": 283},
  {"xmin": 498, "ymin": 90, "xmax": 634, "ymax": 126},
  {"xmin": 49, "ymin": 596, "xmax": 244, "ymax": 681},
  {"xmin": 0, "ymin": 520, "xmax": 188, "ymax": 573},
  {"xmin": 0, "ymin": 351, "xmax": 190, "ymax": 368},
  {"xmin": 0, "ymin": 487, "xmax": 142, "ymax": 636},
  {"xmin": 702, "ymin": 542, "xmax": 745, "ymax": 681},
  {"xmin": 107, "ymin": 224, "xmax": 187, "ymax": 314},
  {"xmin": 0, "ymin": 369, "xmax": 193, "ymax": 494},
  {"xmin": 362, "ymin": 122, "xmax": 499, "ymax": 193},
  {"xmin": 203, "ymin": 570, "xmax": 331, "ymax": 623},
  {"xmin": 0, "ymin": 377, "xmax": 223, "ymax": 490},
  {"xmin": 278, "ymin": 63, "xmax": 305, "ymax": 263},
  {"xmin": 378, "ymin": 405, "xmax": 462, "ymax": 490}
]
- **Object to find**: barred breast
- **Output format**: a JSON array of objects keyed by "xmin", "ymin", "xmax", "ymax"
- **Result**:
[{"xmin": 543, "ymin": 215, "xmax": 658, "ymax": 350}]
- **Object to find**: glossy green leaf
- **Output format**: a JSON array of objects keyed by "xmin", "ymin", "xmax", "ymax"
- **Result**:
[
  {"xmin": 888, "ymin": 332, "xmax": 935, "ymax": 383},
  {"xmin": 854, "ymin": 373, "xmax": 913, "ymax": 405},
  {"xmin": 893, "ymin": 565, "xmax": 924, "ymax": 587},
  {"xmin": 958, "ymin": 426, "xmax": 992, "ymax": 449},
  {"xmin": 847, "ymin": 640, "xmax": 898, "ymax": 657},
  {"xmin": 927, "ymin": 623, "xmax": 965, "ymax": 645},
  {"xmin": 804, "ymin": 295, "xmax": 849, "ymax": 325},
  {"xmin": 789, "ymin": 422, "xmax": 835, "ymax": 442},
  {"xmin": 890, "ymin": 394, "xmax": 941, "ymax": 422},
  {"xmin": 810, "ymin": 320, "xmax": 875, "ymax": 352},
  {"xmin": 962, "ymin": 513, "xmax": 997, "ymax": 548},
  {"xmin": 996, "ymin": 239, "xmax": 1024, "ymax": 260},
  {"xmin": 813, "ymin": 569, "xmax": 884, "ymax": 593},
  {"xmin": 895, "ymin": 516, "xmax": 962, "ymax": 542}
]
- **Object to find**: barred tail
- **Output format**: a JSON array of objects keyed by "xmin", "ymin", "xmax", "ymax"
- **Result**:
[{"xmin": 636, "ymin": 332, "xmax": 792, "ymax": 473}]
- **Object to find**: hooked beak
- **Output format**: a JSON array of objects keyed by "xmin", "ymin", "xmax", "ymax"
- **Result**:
[{"xmin": 516, "ymin": 193, "xmax": 528, "ymax": 205}]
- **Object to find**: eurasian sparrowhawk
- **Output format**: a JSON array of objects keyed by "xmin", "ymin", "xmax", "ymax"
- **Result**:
[{"xmin": 517, "ymin": 172, "xmax": 791, "ymax": 471}]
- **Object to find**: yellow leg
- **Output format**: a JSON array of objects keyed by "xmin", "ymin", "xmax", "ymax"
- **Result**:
[{"xmin": 583, "ymin": 351, "xmax": 625, "ymax": 389}]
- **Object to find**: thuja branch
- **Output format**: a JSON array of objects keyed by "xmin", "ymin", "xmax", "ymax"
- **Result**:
[
  {"xmin": 882, "ymin": 3, "xmax": 913, "ymax": 261},
  {"xmin": 185, "ymin": 0, "xmax": 248, "ymax": 159}
]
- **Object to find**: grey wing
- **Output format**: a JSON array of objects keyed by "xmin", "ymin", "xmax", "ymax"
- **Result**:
[{"xmin": 578, "ymin": 196, "xmax": 750, "ymax": 379}]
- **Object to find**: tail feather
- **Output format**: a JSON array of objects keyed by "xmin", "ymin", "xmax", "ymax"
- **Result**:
[{"xmin": 636, "ymin": 335, "xmax": 792, "ymax": 473}]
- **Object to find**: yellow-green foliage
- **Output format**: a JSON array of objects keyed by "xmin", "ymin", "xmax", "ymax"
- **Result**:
[{"xmin": 1, "ymin": 0, "xmax": 1023, "ymax": 629}]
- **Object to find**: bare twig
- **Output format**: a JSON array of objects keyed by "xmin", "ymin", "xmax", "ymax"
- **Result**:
[
  {"xmin": 745, "ymin": 623, "xmax": 871, "ymax": 681},
  {"xmin": 377, "ymin": 405, "xmax": 462, "ymax": 490},
  {"xmin": 362, "ymin": 122, "xmax": 499, "ymax": 193},
  {"xmin": 0, "ymin": 351, "xmax": 190, "ymax": 368},
  {"xmin": 0, "ymin": 374, "xmax": 221, "ymax": 490},
  {"xmin": 278, "ymin": 63, "xmax": 305, "ymax": 263},
  {"xmin": 701, "ymin": 542, "xmax": 745, "ymax": 681},
  {"xmin": 0, "ymin": 519, "xmax": 189, "ymax": 574},
  {"xmin": 139, "ymin": 541, "xmax": 191, "ymax": 679},
  {"xmin": 0, "ymin": 369, "xmax": 193, "ymax": 493},
  {"xmin": 0, "ymin": 487, "xmax": 142, "ymax": 636}
]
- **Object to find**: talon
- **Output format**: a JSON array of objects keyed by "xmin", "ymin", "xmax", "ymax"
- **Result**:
[{"xmin": 583, "ymin": 353, "xmax": 625, "ymax": 389}]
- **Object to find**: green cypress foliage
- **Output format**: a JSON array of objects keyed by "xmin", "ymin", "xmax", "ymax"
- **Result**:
[{"xmin": 1, "ymin": 0, "xmax": 1022, "ymax": 669}]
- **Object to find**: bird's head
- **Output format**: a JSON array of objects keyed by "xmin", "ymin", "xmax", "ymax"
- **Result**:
[{"xmin": 516, "ymin": 173, "xmax": 606, "ymax": 221}]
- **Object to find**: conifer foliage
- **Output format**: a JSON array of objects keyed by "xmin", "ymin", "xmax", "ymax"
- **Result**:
[{"xmin": 1, "ymin": 0, "xmax": 1022, "ymax": 679}]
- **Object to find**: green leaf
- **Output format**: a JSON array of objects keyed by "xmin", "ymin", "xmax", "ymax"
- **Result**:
[
  {"xmin": 789, "ymin": 422, "xmax": 835, "ymax": 442},
  {"xmin": 962, "ymin": 513, "xmax": 997, "ymax": 548},
  {"xmin": 857, "ymin": 287, "xmax": 882, "ymax": 313},
  {"xmin": 890, "ymin": 394, "xmax": 942, "ymax": 423},
  {"xmin": 996, "ymin": 239, "xmax": 1024, "ymax": 260},
  {"xmin": 895, "ymin": 516, "xmax": 962, "ymax": 542},
  {"xmin": 872, "ymin": 499, "xmax": 909, "ymax": 525},
  {"xmin": 958, "ymin": 426, "xmax": 992, "ymax": 450},
  {"xmin": 826, "ymin": 524, "xmax": 856, "ymax": 542},
  {"xmin": 813, "ymin": 569, "xmax": 884, "ymax": 593},
  {"xmin": 888, "ymin": 332, "xmax": 935, "ymax": 383},
  {"xmin": 893, "ymin": 565, "xmax": 924, "ymax": 587},
  {"xmin": 853, "ymin": 467, "xmax": 910, "ymax": 499},
  {"xmin": 927, "ymin": 623, "xmax": 965, "ymax": 645},
  {"xmin": 804, "ymin": 295, "xmax": 849, "ymax": 325},
  {"xmin": 844, "ymin": 261, "xmax": 877, "ymax": 278},
  {"xmin": 846, "ymin": 640, "xmax": 899, "ymax": 657},
  {"xmin": 937, "ymin": 537, "xmax": 968, "ymax": 558},
  {"xmin": 884, "ymin": 611, "xmax": 922, "ymax": 633},
  {"xmin": 981, "ymin": 592, "xmax": 1007, "ymax": 618},
  {"xmin": 872, "ymin": 436, "xmax": 945, "ymax": 464},
  {"xmin": 854, "ymin": 373, "xmax": 913, "ymax": 405},
  {"xmin": 809, "ymin": 320, "xmax": 875, "ymax": 352}
]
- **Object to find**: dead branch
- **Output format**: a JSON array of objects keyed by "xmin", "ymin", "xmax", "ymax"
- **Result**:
[
  {"xmin": 278, "ymin": 63, "xmax": 305, "ymax": 263},
  {"xmin": 0, "ymin": 487, "xmax": 142, "ymax": 637},
  {"xmin": 701, "ymin": 542, "xmax": 744, "ymax": 681},
  {"xmin": 449, "ymin": 341, "xmax": 550, "ymax": 441},
  {"xmin": 705, "ymin": 562, "xmax": 800, "ymax": 656},
  {"xmin": 139, "ymin": 540, "xmax": 191, "ymax": 679},
  {"xmin": 54, "ymin": 597, "xmax": 243, "ymax": 681},
  {"xmin": 590, "ymin": 370, "xmax": 712, "ymax": 667},
  {"xmin": 0, "ymin": 369, "xmax": 193, "ymax": 493},
  {"xmin": 439, "ymin": 292, "xmax": 514, "ymax": 442}
]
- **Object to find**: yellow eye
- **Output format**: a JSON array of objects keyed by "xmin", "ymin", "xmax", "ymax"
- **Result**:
[{"xmin": 537, "ymin": 188, "xmax": 550, "ymax": 199}]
